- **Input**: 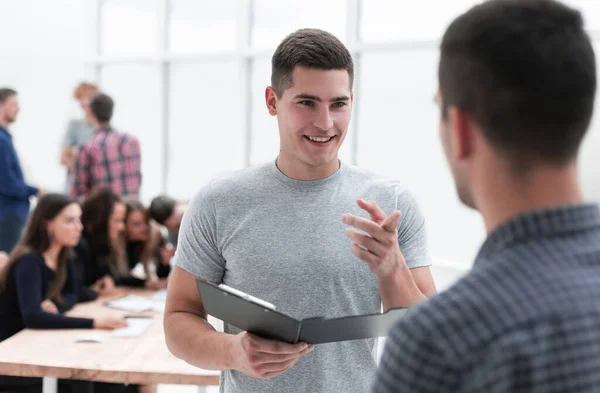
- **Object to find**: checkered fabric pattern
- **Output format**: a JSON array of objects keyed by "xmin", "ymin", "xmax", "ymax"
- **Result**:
[
  {"xmin": 372, "ymin": 203, "xmax": 600, "ymax": 393},
  {"xmin": 71, "ymin": 127, "xmax": 142, "ymax": 198}
]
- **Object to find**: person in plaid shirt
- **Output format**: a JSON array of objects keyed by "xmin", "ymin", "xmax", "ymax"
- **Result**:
[
  {"xmin": 372, "ymin": 0, "xmax": 600, "ymax": 392},
  {"xmin": 71, "ymin": 93, "xmax": 142, "ymax": 199}
]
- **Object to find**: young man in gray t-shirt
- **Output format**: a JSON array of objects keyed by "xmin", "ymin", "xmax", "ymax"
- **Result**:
[{"xmin": 164, "ymin": 28, "xmax": 436, "ymax": 393}]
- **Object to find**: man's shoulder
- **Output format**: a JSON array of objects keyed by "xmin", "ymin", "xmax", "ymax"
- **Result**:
[
  {"xmin": 0, "ymin": 130, "xmax": 12, "ymax": 146},
  {"xmin": 185, "ymin": 163, "xmax": 272, "ymax": 208},
  {"xmin": 207, "ymin": 162, "xmax": 272, "ymax": 194},
  {"xmin": 389, "ymin": 271, "xmax": 495, "ymax": 357},
  {"xmin": 109, "ymin": 129, "xmax": 139, "ymax": 144},
  {"xmin": 343, "ymin": 163, "xmax": 416, "ymax": 203}
]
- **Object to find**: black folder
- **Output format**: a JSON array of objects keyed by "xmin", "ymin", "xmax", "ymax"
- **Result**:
[{"xmin": 197, "ymin": 280, "xmax": 409, "ymax": 344}]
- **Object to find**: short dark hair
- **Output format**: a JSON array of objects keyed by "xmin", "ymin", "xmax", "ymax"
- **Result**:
[
  {"xmin": 149, "ymin": 195, "xmax": 177, "ymax": 225},
  {"xmin": 0, "ymin": 88, "xmax": 17, "ymax": 104},
  {"xmin": 90, "ymin": 93, "xmax": 114, "ymax": 123},
  {"xmin": 439, "ymin": 0, "xmax": 596, "ymax": 167},
  {"xmin": 271, "ymin": 28, "xmax": 354, "ymax": 98}
]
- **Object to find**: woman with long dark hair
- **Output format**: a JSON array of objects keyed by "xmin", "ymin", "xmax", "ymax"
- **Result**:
[
  {"xmin": 75, "ymin": 187, "xmax": 160, "ymax": 295},
  {"xmin": 123, "ymin": 199, "xmax": 169, "ymax": 288},
  {"xmin": 0, "ymin": 193, "xmax": 126, "ymax": 392}
]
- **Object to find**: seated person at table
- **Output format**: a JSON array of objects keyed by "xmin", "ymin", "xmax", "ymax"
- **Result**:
[
  {"xmin": 148, "ymin": 195, "xmax": 187, "ymax": 253},
  {"xmin": 0, "ymin": 193, "xmax": 126, "ymax": 392},
  {"xmin": 75, "ymin": 187, "xmax": 161, "ymax": 292},
  {"xmin": 123, "ymin": 199, "xmax": 169, "ymax": 288}
]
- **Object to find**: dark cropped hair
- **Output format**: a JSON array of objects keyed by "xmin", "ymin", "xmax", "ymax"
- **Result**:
[
  {"xmin": 439, "ymin": 0, "xmax": 596, "ymax": 167},
  {"xmin": 271, "ymin": 28, "xmax": 354, "ymax": 98}
]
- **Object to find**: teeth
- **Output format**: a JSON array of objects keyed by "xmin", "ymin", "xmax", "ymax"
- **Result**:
[{"xmin": 308, "ymin": 136, "xmax": 332, "ymax": 142}]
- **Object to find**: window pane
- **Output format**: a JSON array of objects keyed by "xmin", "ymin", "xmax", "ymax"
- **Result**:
[
  {"xmin": 360, "ymin": 0, "xmax": 476, "ymax": 43},
  {"xmin": 168, "ymin": 61, "xmax": 242, "ymax": 200},
  {"xmin": 579, "ymin": 42, "xmax": 600, "ymax": 202},
  {"xmin": 357, "ymin": 51, "xmax": 484, "ymax": 264},
  {"xmin": 169, "ymin": 0, "xmax": 237, "ymax": 54},
  {"xmin": 100, "ymin": 64, "xmax": 162, "ymax": 202},
  {"xmin": 101, "ymin": 0, "xmax": 158, "ymax": 55},
  {"xmin": 252, "ymin": 0, "xmax": 346, "ymax": 50}
]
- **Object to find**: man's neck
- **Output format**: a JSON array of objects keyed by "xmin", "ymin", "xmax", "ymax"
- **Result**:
[
  {"xmin": 0, "ymin": 118, "xmax": 10, "ymax": 130},
  {"xmin": 476, "ymin": 163, "xmax": 583, "ymax": 233},
  {"xmin": 95, "ymin": 122, "xmax": 110, "ymax": 131},
  {"xmin": 276, "ymin": 154, "xmax": 340, "ymax": 181}
]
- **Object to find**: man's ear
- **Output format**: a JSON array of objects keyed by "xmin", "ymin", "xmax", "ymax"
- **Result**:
[
  {"xmin": 447, "ymin": 106, "xmax": 474, "ymax": 161},
  {"xmin": 265, "ymin": 86, "xmax": 278, "ymax": 116}
]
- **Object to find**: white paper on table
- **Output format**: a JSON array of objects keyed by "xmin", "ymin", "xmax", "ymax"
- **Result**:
[
  {"xmin": 151, "ymin": 300, "xmax": 166, "ymax": 312},
  {"xmin": 74, "ymin": 333, "xmax": 105, "ymax": 343},
  {"xmin": 151, "ymin": 289, "xmax": 167, "ymax": 301},
  {"xmin": 106, "ymin": 295, "xmax": 154, "ymax": 313},
  {"xmin": 112, "ymin": 317, "xmax": 153, "ymax": 337}
]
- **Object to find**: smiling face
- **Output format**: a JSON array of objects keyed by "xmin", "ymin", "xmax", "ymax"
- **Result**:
[{"xmin": 266, "ymin": 66, "xmax": 353, "ymax": 180}]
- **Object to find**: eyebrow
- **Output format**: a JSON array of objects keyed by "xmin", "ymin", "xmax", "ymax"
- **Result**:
[{"xmin": 293, "ymin": 94, "xmax": 351, "ymax": 102}]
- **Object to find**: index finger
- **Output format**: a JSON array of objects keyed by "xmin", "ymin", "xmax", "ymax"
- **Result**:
[
  {"xmin": 381, "ymin": 210, "xmax": 402, "ymax": 232},
  {"xmin": 249, "ymin": 334, "xmax": 309, "ymax": 354},
  {"xmin": 342, "ymin": 214, "xmax": 385, "ymax": 238},
  {"xmin": 357, "ymin": 199, "xmax": 387, "ymax": 224}
]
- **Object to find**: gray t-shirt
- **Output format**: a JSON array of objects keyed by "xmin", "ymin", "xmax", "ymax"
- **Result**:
[
  {"xmin": 62, "ymin": 119, "xmax": 94, "ymax": 191},
  {"xmin": 62, "ymin": 118, "xmax": 94, "ymax": 148},
  {"xmin": 175, "ymin": 159, "xmax": 432, "ymax": 393}
]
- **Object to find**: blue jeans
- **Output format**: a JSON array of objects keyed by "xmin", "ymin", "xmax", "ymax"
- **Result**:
[{"xmin": 0, "ymin": 215, "xmax": 26, "ymax": 253}]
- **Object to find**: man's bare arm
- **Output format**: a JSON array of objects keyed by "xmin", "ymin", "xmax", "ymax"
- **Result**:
[{"xmin": 163, "ymin": 266, "xmax": 313, "ymax": 379}]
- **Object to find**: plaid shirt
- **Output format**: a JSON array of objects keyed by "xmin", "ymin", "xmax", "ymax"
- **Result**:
[
  {"xmin": 71, "ymin": 127, "xmax": 142, "ymax": 199},
  {"xmin": 373, "ymin": 204, "xmax": 600, "ymax": 393}
]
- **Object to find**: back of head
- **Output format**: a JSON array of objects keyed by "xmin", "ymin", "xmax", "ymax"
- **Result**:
[
  {"xmin": 0, "ymin": 88, "xmax": 17, "ymax": 104},
  {"xmin": 149, "ymin": 195, "xmax": 177, "ymax": 225},
  {"xmin": 82, "ymin": 187, "xmax": 120, "ymax": 254},
  {"xmin": 271, "ymin": 28, "xmax": 354, "ymax": 98},
  {"xmin": 89, "ymin": 93, "xmax": 114, "ymax": 124},
  {"xmin": 0, "ymin": 193, "xmax": 76, "ymax": 295},
  {"xmin": 73, "ymin": 82, "xmax": 99, "ymax": 101},
  {"xmin": 439, "ymin": 0, "xmax": 596, "ymax": 168}
]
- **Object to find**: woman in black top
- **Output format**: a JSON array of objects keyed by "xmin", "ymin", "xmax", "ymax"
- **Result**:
[
  {"xmin": 75, "ymin": 188, "xmax": 153, "ymax": 292},
  {"xmin": 124, "ymin": 199, "xmax": 169, "ymax": 288},
  {"xmin": 0, "ymin": 193, "xmax": 126, "ymax": 392}
]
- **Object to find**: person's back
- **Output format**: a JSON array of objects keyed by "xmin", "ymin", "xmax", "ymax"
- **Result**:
[
  {"xmin": 372, "ymin": 0, "xmax": 600, "ymax": 392},
  {"xmin": 376, "ymin": 206, "xmax": 600, "ymax": 392},
  {"xmin": 71, "ymin": 93, "xmax": 142, "ymax": 199}
]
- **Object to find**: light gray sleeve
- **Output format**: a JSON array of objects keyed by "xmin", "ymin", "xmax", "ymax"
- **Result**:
[
  {"xmin": 396, "ymin": 188, "xmax": 432, "ymax": 269},
  {"xmin": 173, "ymin": 182, "xmax": 226, "ymax": 282},
  {"xmin": 62, "ymin": 119, "xmax": 78, "ymax": 148}
]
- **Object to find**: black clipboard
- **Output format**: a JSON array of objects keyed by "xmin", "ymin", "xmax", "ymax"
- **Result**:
[{"xmin": 197, "ymin": 280, "xmax": 409, "ymax": 344}]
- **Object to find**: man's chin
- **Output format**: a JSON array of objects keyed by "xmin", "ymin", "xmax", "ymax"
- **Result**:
[{"xmin": 458, "ymin": 191, "xmax": 477, "ymax": 211}]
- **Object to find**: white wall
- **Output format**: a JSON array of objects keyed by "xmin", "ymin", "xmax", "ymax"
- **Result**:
[
  {"xmin": 4, "ymin": 0, "xmax": 600, "ymax": 268},
  {"xmin": 0, "ymin": 0, "xmax": 94, "ymax": 193}
]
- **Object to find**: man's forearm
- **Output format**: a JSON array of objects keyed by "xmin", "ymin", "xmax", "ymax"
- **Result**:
[
  {"xmin": 378, "ymin": 264, "xmax": 427, "ymax": 311},
  {"xmin": 164, "ymin": 311, "xmax": 236, "ymax": 370}
]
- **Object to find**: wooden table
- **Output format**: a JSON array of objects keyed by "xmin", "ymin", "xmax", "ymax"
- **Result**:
[{"xmin": 0, "ymin": 288, "xmax": 220, "ymax": 393}]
